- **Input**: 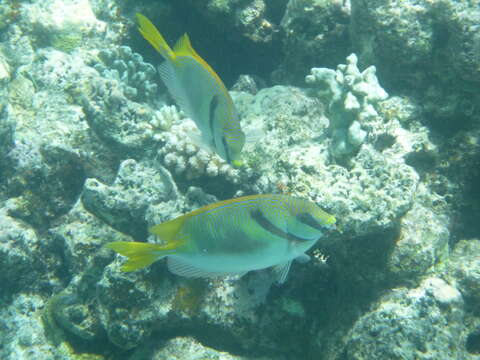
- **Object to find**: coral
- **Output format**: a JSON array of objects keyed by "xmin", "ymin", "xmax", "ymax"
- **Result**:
[
  {"xmin": 278, "ymin": 297, "xmax": 305, "ymax": 318},
  {"xmin": 146, "ymin": 336, "xmax": 264, "ymax": 360},
  {"xmin": 0, "ymin": 58, "xmax": 14, "ymax": 165},
  {"xmin": 24, "ymin": 0, "xmax": 109, "ymax": 52},
  {"xmin": 449, "ymin": 239, "xmax": 480, "ymax": 310},
  {"xmin": 5, "ymin": 143, "xmax": 85, "ymax": 229},
  {"xmin": 96, "ymin": 260, "xmax": 176, "ymax": 350},
  {"xmin": 235, "ymin": 0, "xmax": 275, "ymax": 43},
  {"xmin": 189, "ymin": 0, "xmax": 277, "ymax": 43},
  {"xmin": 8, "ymin": 74, "xmax": 35, "ymax": 109},
  {"xmin": 0, "ymin": 2, "xmax": 15, "ymax": 31},
  {"xmin": 231, "ymin": 74, "xmax": 264, "ymax": 95},
  {"xmin": 306, "ymin": 53, "xmax": 388, "ymax": 162},
  {"xmin": 231, "ymin": 84, "xmax": 417, "ymax": 236},
  {"xmin": 339, "ymin": 278, "xmax": 466, "ymax": 360},
  {"xmin": 0, "ymin": 294, "xmax": 57, "ymax": 359},
  {"xmin": 93, "ymin": 45, "xmax": 159, "ymax": 105},
  {"xmin": 49, "ymin": 199, "xmax": 131, "ymax": 274},
  {"xmin": 79, "ymin": 74, "xmax": 159, "ymax": 156},
  {"xmin": 157, "ymin": 121, "xmax": 241, "ymax": 182},
  {"xmin": 44, "ymin": 289, "xmax": 104, "ymax": 343},
  {"xmin": 42, "ymin": 290, "xmax": 75, "ymax": 346},
  {"xmin": 81, "ymin": 159, "xmax": 179, "ymax": 239},
  {"xmin": 0, "ymin": 208, "xmax": 60, "ymax": 294},
  {"xmin": 386, "ymin": 190, "xmax": 450, "ymax": 282},
  {"xmin": 172, "ymin": 280, "xmax": 207, "ymax": 316},
  {"xmin": 148, "ymin": 104, "xmax": 180, "ymax": 134},
  {"xmin": 78, "ymin": 45, "xmax": 175, "ymax": 158},
  {"xmin": 350, "ymin": 0, "xmax": 435, "ymax": 85},
  {"xmin": 350, "ymin": 0, "xmax": 480, "ymax": 132},
  {"xmin": 138, "ymin": 102, "xmax": 244, "ymax": 184},
  {"xmin": 0, "ymin": 292, "xmax": 105, "ymax": 359},
  {"xmin": 1, "ymin": 48, "xmax": 121, "ymax": 225},
  {"xmin": 442, "ymin": 3, "xmax": 480, "ymax": 84},
  {"xmin": 0, "ymin": 50, "xmax": 10, "ymax": 83},
  {"xmin": 1, "ymin": 1, "xmax": 478, "ymax": 359},
  {"xmin": 50, "ymin": 30, "xmax": 83, "ymax": 53},
  {"xmin": 274, "ymin": 0, "xmax": 350, "ymax": 83}
]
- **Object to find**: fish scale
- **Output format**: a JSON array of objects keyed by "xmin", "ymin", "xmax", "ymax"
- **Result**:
[
  {"xmin": 136, "ymin": 13, "xmax": 245, "ymax": 166},
  {"xmin": 107, "ymin": 194, "xmax": 336, "ymax": 284}
]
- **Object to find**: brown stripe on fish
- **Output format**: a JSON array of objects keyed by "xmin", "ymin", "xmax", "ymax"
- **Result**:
[
  {"xmin": 222, "ymin": 135, "xmax": 231, "ymax": 164},
  {"xmin": 296, "ymin": 212, "xmax": 324, "ymax": 231},
  {"xmin": 209, "ymin": 94, "xmax": 219, "ymax": 147},
  {"xmin": 250, "ymin": 209, "xmax": 312, "ymax": 242}
]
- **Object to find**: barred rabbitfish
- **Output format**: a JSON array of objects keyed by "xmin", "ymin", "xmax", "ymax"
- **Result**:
[
  {"xmin": 107, "ymin": 194, "xmax": 336, "ymax": 283},
  {"xmin": 136, "ymin": 13, "xmax": 245, "ymax": 167}
]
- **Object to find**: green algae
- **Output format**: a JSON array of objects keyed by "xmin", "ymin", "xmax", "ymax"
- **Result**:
[
  {"xmin": 51, "ymin": 32, "xmax": 83, "ymax": 53},
  {"xmin": 172, "ymin": 279, "xmax": 207, "ymax": 316}
]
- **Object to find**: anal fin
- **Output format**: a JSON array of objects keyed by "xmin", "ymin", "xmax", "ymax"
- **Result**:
[
  {"xmin": 167, "ymin": 257, "xmax": 245, "ymax": 279},
  {"xmin": 272, "ymin": 261, "xmax": 292, "ymax": 284}
]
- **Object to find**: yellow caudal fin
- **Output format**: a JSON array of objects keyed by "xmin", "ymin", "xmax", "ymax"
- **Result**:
[
  {"xmin": 136, "ymin": 13, "xmax": 175, "ymax": 61},
  {"xmin": 106, "ymin": 241, "xmax": 180, "ymax": 272}
]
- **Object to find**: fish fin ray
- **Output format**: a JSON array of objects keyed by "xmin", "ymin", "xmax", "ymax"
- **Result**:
[
  {"xmin": 185, "ymin": 128, "xmax": 215, "ymax": 153},
  {"xmin": 167, "ymin": 257, "xmax": 243, "ymax": 278},
  {"xmin": 106, "ymin": 241, "xmax": 178, "ymax": 272},
  {"xmin": 273, "ymin": 261, "xmax": 292, "ymax": 284},
  {"xmin": 136, "ymin": 13, "xmax": 175, "ymax": 60},
  {"xmin": 173, "ymin": 33, "xmax": 201, "ymax": 59},
  {"xmin": 158, "ymin": 61, "xmax": 197, "ymax": 123}
]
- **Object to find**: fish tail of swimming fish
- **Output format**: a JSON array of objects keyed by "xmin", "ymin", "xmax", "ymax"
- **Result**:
[
  {"xmin": 136, "ymin": 13, "xmax": 175, "ymax": 61},
  {"xmin": 106, "ymin": 240, "xmax": 181, "ymax": 272}
]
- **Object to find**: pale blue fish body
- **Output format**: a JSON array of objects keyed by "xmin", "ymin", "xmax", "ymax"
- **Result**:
[
  {"xmin": 171, "ymin": 196, "xmax": 322, "ymax": 275},
  {"xmin": 108, "ymin": 194, "xmax": 336, "ymax": 283},
  {"xmin": 137, "ymin": 14, "xmax": 245, "ymax": 166}
]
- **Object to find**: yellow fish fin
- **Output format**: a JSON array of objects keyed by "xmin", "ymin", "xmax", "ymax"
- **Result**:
[
  {"xmin": 171, "ymin": 33, "xmax": 226, "ymax": 91},
  {"xmin": 173, "ymin": 33, "xmax": 201, "ymax": 59},
  {"xmin": 136, "ymin": 13, "xmax": 175, "ymax": 61},
  {"xmin": 106, "ymin": 241, "xmax": 181, "ymax": 272},
  {"xmin": 148, "ymin": 215, "xmax": 188, "ymax": 244}
]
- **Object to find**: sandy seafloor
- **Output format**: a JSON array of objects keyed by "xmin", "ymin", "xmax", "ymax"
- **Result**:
[{"xmin": 0, "ymin": 0, "xmax": 480, "ymax": 359}]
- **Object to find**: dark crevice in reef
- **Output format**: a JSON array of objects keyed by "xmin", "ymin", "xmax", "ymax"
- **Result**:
[
  {"xmin": 124, "ymin": 0, "xmax": 284, "ymax": 89},
  {"xmin": 467, "ymin": 328, "xmax": 480, "ymax": 355}
]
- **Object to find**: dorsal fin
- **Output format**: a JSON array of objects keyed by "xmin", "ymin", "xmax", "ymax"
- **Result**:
[
  {"xmin": 173, "ymin": 33, "xmax": 201, "ymax": 59},
  {"xmin": 149, "ymin": 215, "xmax": 188, "ymax": 245},
  {"xmin": 171, "ymin": 33, "xmax": 233, "ymax": 106}
]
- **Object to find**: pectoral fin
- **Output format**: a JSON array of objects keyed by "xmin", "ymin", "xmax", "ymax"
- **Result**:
[
  {"xmin": 294, "ymin": 254, "xmax": 311, "ymax": 264},
  {"xmin": 273, "ymin": 261, "xmax": 292, "ymax": 284}
]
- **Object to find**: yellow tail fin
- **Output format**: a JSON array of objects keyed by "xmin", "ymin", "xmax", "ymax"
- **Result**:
[
  {"xmin": 136, "ymin": 13, "xmax": 175, "ymax": 61},
  {"xmin": 106, "ymin": 241, "xmax": 180, "ymax": 272}
]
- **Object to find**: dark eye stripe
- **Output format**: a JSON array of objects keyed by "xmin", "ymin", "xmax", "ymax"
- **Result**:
[
  {"xmin": 251, "ymin": 209, "xmax": 311, "ymax": 242},
  {"xmin": 297, "ymin": 212, "xmax": 324, "ymax": 231},
  {"xmin": 222, "ymin": 135, "xmax": 232, "ymax": 164},
  {"xmin": 209, "ymin": 94, "xmax": 219, "ymax": 147}
]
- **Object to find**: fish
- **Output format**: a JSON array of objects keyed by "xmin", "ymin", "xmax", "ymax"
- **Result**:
[
  {"xmin": 106, "ymin": 194, "xmax": 336, "ymax": 283},
  {"xmin": 136, "ymin": 13, "xmax": 246, "ymax": 167}
]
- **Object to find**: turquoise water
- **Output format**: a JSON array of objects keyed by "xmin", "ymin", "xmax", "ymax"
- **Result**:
[{"xmin": 0, "ymin": 0, "xmax": 479, "ymax": 359}]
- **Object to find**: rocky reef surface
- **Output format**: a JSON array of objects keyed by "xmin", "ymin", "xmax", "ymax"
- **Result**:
[{"xmin": 0, "ymin": 0, "xmax": 479, "ymax": 359}]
